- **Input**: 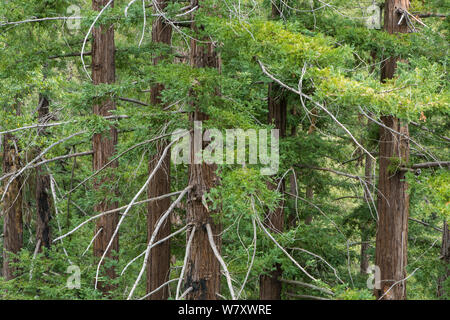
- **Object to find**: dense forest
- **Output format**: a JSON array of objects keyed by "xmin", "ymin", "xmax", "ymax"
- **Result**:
[{"xmin": 0, "ymin": 0, "xmax": 448, "ymax": 301}]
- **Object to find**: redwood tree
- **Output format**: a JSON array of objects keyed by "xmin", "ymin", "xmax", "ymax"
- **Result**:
[
  {"xmin": 146, "ymin": 0, "xmax": 173, "ymax": 300},
  {"xmin": 35, "ymin": 94, "xmax": 52, "ymax": 251},
  {"xmin": 259, "ymin": 1, "xmax": 288, "ymax": 300},
  {"xmin": 91, "ymin": 0, "xmax": 119, "ymax": 293},
  {"xmin": 185, "ymin": 0, "xmax": 222, "ymax": 300},
  {"xmin": 260, "ymin": 82, "xmax": 287, "ymax": 300},
  {"xmin": 375, "ymin": 0, "xmax": 410, "ymax": 300},
  {"xmin": 2, "ymin": 132, "xmax": 23, "ymax": 280}
]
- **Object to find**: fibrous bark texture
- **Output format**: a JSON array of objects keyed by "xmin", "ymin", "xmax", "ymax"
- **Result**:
[
  {"xmin": 147, "ymin": 0, "xmax": 173, "ymax": 300},
  {"xmin": 374, "ymin": 0, "xmax": 410, "ymax": 300},
  {"xmin": 185, "ymin": 1, "xmax": 222, "ymax": 299},
  {"xmin": 36, "ymin": 95, "xmax": 52, "ymax": 251},
  {"xmin": 260, "ymin": 82, "xmax": 287, "ymax": 300},
  {"xmin": 92, "ymin": 0, "xmax": 119, "ymax": 293},
  {"xmin": 2, "ymin": 133, "xmax": 23, "ymax": 280}
]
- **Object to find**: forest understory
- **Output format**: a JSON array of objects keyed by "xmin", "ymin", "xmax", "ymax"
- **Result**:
[{"xmin": 0, "ymin": 0, "xmax": 448, "ymax": 301}]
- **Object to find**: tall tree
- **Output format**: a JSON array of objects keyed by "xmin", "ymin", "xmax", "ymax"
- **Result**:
[
  {"xmin": 374, "ymin": 0, "xmax": 410, "ymax": 300},
  {"xmin": 146, "ymin": 0, "xmax": 173, "ymax": 300},
  {"xmin": 35, "ymin": 94, "xmax": 52, "ymax": 251},
  {"xmin": 185, "ymin": 0, "xmax": 222, "ymax": 300},
  {"xmin": 259, "ymin": 1, "xmax": 288, "ymax": 300},
  {"xmin": 260, "ymin": 82, "xmax": 287, "ymax": 300},
  {"xmin": 2, "ymin": 131, "xmax": 23, "ymax": 280},
  {"xmin": 2, "ymin": 100, "xmax": 23, "ymax": 280},
  {"xmin": 91, "ymin": 0, "xmax": 119, "ymax": 293}
]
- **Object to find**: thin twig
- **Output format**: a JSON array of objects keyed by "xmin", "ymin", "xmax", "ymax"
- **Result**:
[
  {"xmin": 176, "ymin": 225, "xmax": 196, "ymax": 300},
  {"xmin": 206, "ymin": 223, "xmax": 237, "ymax": 300}
]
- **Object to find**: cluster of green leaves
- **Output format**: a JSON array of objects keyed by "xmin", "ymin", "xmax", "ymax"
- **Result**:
[{"xmin": 0, "ymin": 0, "xmax": 448, "ymax": 300}]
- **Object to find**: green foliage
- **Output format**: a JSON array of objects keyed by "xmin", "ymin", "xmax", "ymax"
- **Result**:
[{"xmin": 0, "ymin": 0, "xmax": 448, "ymax": 301}]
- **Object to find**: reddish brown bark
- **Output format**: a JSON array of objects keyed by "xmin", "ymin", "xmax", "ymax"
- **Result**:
[
  {"xmin": 375, "ymin": 115, "xmax": 410, "ymax": 299},
  {"xmin": 91, "ymin": 0, "xmax": 119, "ymax": 293},
  {"xmin": 185, "ymin": 139, "xmax": 222, "ymax": 300},
  {"xmin": 260, "ymin": 81, "xmax": 287, "ymax": 300},
  {"xmin": 2, "ymin": 133, "xmax": 23, "ymax": 280},
  {"xmin": 146, "ymin": 0, "xmax": 173, "ymax": 300},
  {"xmin": 185, "ymin": 1, "xmax": 222, "ymax": 299},
  {"xmin": 374, "ymin": 0, "xmax": 410, "ymax": 300},
  {"xmin": 380, "ymin": 0, "xmax": 409, "ymax": 81},
  {"xmin": 36, "ymin": 95, "xmax": 52, "ymax": 251},
  {"xmin": 259, "ymin": 2, "xmax": 288, "ymax": 299}
]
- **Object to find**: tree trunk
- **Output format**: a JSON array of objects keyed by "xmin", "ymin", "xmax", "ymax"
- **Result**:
[
  {"xmin": 146, "ymin": 0, "xmax": 173, "ymax": 300},
  {"xmin": 92, "ymin": 0, "xmax": 119, "ymax": 293},
  {"xmin": 260, "ymin": 82, "xmax": 287, "ymax": 300},
  {"xmin": 36, "ymin": 95, "xmax": 52, "ymax": 251},
  {"xmin": 374, "ymin": 0, "xmax": 410, "ymax": 300},
  {"xmin": 437, "ymin": 221, "xmax": 449, "ymax": 298},
  {"xmin": 184, "ymin": 0, "xmax": 222, "ymax": 300},
  {"xmin": 375, "ymin": 116, "xmax": 410, "ymax": 299},
  {"xmin": 259, "ymin": 2, "xmax": 288, "ymax": 299},
  {"xmin": 2, "ymin": 133, "xmax": 23, "ymax": 280},
  {"xmin": 380, "ymin": 0, "xmax": 409, "ymax": 81}
]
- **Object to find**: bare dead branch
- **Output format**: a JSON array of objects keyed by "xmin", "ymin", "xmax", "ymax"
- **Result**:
[
  {"xmin": 179, "ymin": 287, "xmax": 193, "ymax": 300},
  {"xmin": 411, "ymin": 162, "xmax": 450, "ymax": 169},
  {"xmin": 0, "ymin": 151, "xmax": 93, "ymax": 182},
  {"xmin": 118, "ymin": 97, "xmax": 149, "ymax": 106},
  {"xmin": 410, "ymin": 121, "xmax": 450, "ymax": 143},
  {"xmin": 0, "ymin": 16, "xmax": 82, "ymax": 27},
  {"xmin": 415, "ymin": 13, "xmax": 447, "ymax": 18},
  {"xmin": 237, "ymin": 217, "xmax": 257, "ymax": 299},
  {"xmin": 127, "ymin": 185, "xmax": 193, "ymax": 299},
  {"xmin": 286, "ymin": 292, "xmax": 331, "ymax": 300},
  {"xmin": 295, "ymin": 164, "xmax": 361, "ymax": 180},
  {"xmin": 48, "ymin": 51, "xmax": 92, "ymax": 59},
  {"xmin": 82, "ymin": 227, "xmax": 103, "ymax": 256},
  {"xmin": 63, "ymin": 131, "xmax": 175, "ymax": 200},
  {"xmin": 176, "ymin": 225, "xmax": 197, "ymax": 300},
  {"xmin": 252, "ymin": 198, "xmax": 317, "ymax": 282},
  {"xmin": 0, "ymin": 115, "xmax": 128, "ymax": 136},
  {"xmin": 409, "ymin": 217, "xmax": 443, "ymax": 233},
  {"xmin": 121, "ymin": 224, "xmax": 188, "ymax": 276},
  {"xmin": 206, "ymin": 223, "xmax": 237, "ymax": 300},
  {"xmin": 1, "ymin": 131, "xmax": 87, "ymax": 201},
  {"xmin": 280, "ymin": 279, "xmax": 334, "ymax": 295},
  {"xmin": 257, "ymin": 59, "xmax": 375, "ymax": 162},
  {"xmin": 53, "ymin": 191, "xmax": 183, "ymax": 242},
  {"xmin": 139, "ymin": 278, "xmax": 180, "ymax": 300}
]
